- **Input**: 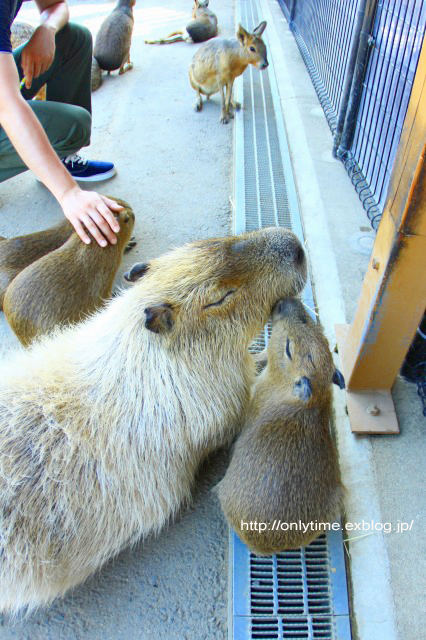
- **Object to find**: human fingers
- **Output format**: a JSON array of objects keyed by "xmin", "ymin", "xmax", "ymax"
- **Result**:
[
  {"xmin": 89, "ymin": 206, "xmax": 119, "ymax": 246},
  {"xmin": 100, "ymin": 195, "xmax": 125, "ymax": 212},
  {"xmin": 68, "ymin": 216, "xmax": 92, "ymax": 245},
  {"xmin": 79, "ymin": 213, "xmax": 110, "ymax": 248},
  {"xmin": 22, "ymin": 61, "xmax": 33, "ymax": 89}
]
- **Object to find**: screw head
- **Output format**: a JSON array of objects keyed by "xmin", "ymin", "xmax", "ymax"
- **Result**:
[{"xmin": 367, "ymin": 404, "xmax": 380, "ymax": 416}]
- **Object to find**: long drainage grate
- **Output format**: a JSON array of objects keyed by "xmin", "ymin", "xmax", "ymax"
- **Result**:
[{"xmin": 230, "ymin": 1, "xmax": 352, "ymax": 638}]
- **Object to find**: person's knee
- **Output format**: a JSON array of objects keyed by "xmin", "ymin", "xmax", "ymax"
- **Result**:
[
  {"xmin": 56, "ymin": 23, "xmax": 93, "ymax": 56},
  {"xmin": 71, "ymin": 23, "xmax": 93, "ymax": 50},
  {"xmin": 71, "ymin": 106, "xmax": 92, "ymax": 148}
]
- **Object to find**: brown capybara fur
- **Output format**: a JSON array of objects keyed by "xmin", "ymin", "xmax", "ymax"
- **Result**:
[
  {"xmin": 0, "ymin": 220, "xmax": 73, "ymax": 310},
  {"xmin": 0, "ymin": 227, "xmax": 306, "ymax": 614},
  {"xmin": 189, "ymin": 22, "xmax": 268, "ymax": 123},
  {"xmin": 218, "ymin": 297, "xmax": 346, "ymax": 554},
  {"xmin": 3, "ymin": 198, "xmax": 135, "ymax": 346},
  {"xmin": 94, "ymin": 0, "xmax": 135, "ymax": 74}
]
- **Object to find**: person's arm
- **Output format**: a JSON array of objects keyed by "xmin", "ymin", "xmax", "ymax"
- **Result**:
[{"xmin": 0, "ymin": 53, "xmax": 121, "ymax": 246}]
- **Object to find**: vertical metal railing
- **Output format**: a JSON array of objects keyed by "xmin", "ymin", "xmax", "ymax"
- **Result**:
[{"xmin": 279, "ymin": 0, "xmax": 426, "ymax": 229}]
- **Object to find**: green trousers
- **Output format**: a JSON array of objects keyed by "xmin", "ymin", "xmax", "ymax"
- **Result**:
[{"xmin": 0, "ymin": 23, "xmax": 93, "ymax": 183}]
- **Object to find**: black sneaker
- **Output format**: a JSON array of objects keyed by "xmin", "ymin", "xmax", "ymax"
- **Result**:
[{"xmin": 61, "ymin": 154, "xmax": 116, "ymax": 182}]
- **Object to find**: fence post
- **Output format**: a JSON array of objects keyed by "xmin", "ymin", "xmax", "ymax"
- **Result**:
[
  {"xmin": 332, "ymin": 0, "xmax": 377, "ymax": 155},
  {"xmin": 334, "ymin": 0, "xmax": 378, "ymax": 157},
  {"xmin": 335, "ymin": 38, "xmax": 426, "ymax": 434}
]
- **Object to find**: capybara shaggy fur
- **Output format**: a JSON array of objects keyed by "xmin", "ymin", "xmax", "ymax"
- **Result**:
[
  {"xmin": 0, "ymin": 220, "xmax": 73, "ymax": 310},
  {"xmin": 218, "ymin": 297, "xmax": 345, "ymax": 554},
  {"xmin": 0, "ymin": 228, "xmax": 306, "ymax": 614},
  {"xmin": 3, "ymin": 198, "xmax": 135, "ymax": 346}
]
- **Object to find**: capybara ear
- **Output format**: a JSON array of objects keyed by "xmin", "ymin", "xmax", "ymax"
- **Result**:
[
  {"xmin": 293, "ymin": 376, "xmax": 312, "ymax": 402},
  {"xmin": 332, "ymin": 369, "xmax": 346, "ymax": 390},
  {"xmin": 253, "ymin": 21, "xmax": 267, "ymax": 36},
  {"xmin": 144, "ymin": 304, "xmax": 174, "ymax": 334},
  {"xmin": 237, "ymin": 24, "xmax": 249, "ymax": 44},
  {"xmin": 124, "ymin": 262, "xmax": 149, "ymax": 282}
]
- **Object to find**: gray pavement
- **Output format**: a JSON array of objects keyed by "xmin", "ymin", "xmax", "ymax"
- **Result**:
[{"xmin": 0, "ymin": 0, "xmax": 236, "ymax": 638}]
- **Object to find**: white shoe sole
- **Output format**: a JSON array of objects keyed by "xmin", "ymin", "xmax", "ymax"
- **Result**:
[
  {"xmin": 70, "ymin": 167, "xmax": 117, "ymax": 182},
  {"xmin": 35, "ymin": 167, "xmax": 117, "ymax": 183}
]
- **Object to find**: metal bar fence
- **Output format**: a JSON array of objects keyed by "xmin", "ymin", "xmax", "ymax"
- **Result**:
[{"xmin": 279, "ymin": 0, "xmax": 426, "ymax": 229}]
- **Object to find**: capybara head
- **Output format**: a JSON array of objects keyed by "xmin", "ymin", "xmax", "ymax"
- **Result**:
[
  {"xmin": 237, "ymin": 22, "xmax": 268, "ymax": 70},
  {"xmin": 124, "ymin": 227, "xmax": 306, "ymax": 341},
  {"xmin": 269, "ymin": 298, "xmax": 345, "ymax": 403},
  {"xmin": 105, "ymin": 197, "xmax": 135, "ymax": 249}
]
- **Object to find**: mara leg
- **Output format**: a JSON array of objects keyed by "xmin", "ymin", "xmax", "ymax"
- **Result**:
[
  {"xmin": 231, "ymin": 83, "xmax": 241, "ymax": 112},
  {"xmin": 220, "ymin": 82, "xmax": 233, "ymax": 123},
  {"xmin": 194, "ymin": 87, "xmax": 203, "ymax": 112},
  {"xmin": 119, "ymin": 53, "xmax": 133, "ymax": 75}
]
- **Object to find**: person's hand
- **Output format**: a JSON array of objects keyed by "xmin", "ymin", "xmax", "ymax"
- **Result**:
[
  {"xmin": 59, "ymin": 187, "xmax": 123, "ymax": 247},
  {"xmin": 21, "ymin": 24, "xmax": 56, "ymax": 89}
]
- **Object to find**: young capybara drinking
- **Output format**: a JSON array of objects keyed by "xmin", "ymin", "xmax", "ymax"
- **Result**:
[
  {"xmin": 218, "ymin": 297, "xmax": 346, "ymax": 554},
  {"xmin": 0, "ymin": 227, "xmax": 306, "ymax": 614},
  {"xmin": 3, "ymin": 198, "xmax": 135, "ymax": 346},
  {"xmin": 189, "ymin": 22, "xmax": 268, "ymax": 123},
  {"xmin": 0, "ymin": 220, "xmax": 73, "ymax": 310}
]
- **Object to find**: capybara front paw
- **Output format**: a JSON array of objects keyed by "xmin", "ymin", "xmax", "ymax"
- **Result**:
[
  {"xmin": 220, "ymin": 113, "xmax": 230, "ymax": 124},
  {"xmin": 194, "ymin": 101, "xmax": 202, "ymax": 112},
  {"xmin": 124, "ymin": 239, "xmax": 137, "ymax": 253}
]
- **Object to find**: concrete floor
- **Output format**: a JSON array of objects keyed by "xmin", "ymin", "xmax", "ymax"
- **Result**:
[{"xmin": 0, "ymin": 0, "xmax": 236, "ymax": 638}]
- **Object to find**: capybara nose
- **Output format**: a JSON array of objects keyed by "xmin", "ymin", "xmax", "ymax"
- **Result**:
[{"xmin": 272, "ymin": 298, "xmax": 294, "ymax": 318}]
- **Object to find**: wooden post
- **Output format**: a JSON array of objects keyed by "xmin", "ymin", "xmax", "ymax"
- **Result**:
[{"xmin": 335, "ymin": 38, "xmax": 426, "ymax": 435}]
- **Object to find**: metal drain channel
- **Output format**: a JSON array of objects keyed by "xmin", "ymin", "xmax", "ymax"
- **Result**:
[{"xmin": 230, "ymin": 1, "xmax": 351, "ymax": 638}]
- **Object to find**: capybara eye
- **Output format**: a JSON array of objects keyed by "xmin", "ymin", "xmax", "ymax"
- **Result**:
[
  {"xmin": 203, "ymin": 289, "xmax": 236, "ymax": 310},
  {"xmin": 250, "ymin": 46, "xmax": 256, "ymax": 52},
  {"xmin": 296, "ymin": 246, "xmax": 304, "ymax": 265},
  {"xmin": 286, "ymin": 338, "xmax": 292, "ymax": 360},
  {"xmin": 124, "ymin": 215, "xmax": 130, "ymax": 223}
]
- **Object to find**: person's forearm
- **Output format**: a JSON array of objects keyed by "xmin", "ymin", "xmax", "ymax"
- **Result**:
[
  {"xmin": 38, "ymin": 1, "xmax": 69, "ymax": 33},
  {"xmin": 0, "ymin": 94, "xmax": 77, "ymax": 200}
]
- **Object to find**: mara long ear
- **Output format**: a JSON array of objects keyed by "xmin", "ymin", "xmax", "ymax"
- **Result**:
[
  {"xmin": 237, "ymin": 24, "xmax": 249, "ymax": 44},
  {"xmin": 253, "ymin": 21, "xmax": 267, "ymax": 36},
  {"xmin": 124, "ymin": 262, "xmax": 149, "ymax": 282},
  {"xmin": 293, "ymin": 376, "xmax": 312, "ymax": 402},
  {"xmin": 144, "ymin": 304, "xmax": 174, "ymax": 334},
  {"xmin": 332, "ymin": 369, "xmax": 346, "ymax": 390}
]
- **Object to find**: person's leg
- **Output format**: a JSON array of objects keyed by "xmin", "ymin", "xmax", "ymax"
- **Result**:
[
  {"xmin": 0, "ymin": 101, "xmax": 91, "ymax": 182},
  {"xmin": 13, "ymin": 23, "xmax": 92, "ymax": 114}
]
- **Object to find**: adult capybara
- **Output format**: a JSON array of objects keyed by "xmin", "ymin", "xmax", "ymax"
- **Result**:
[
  {"xmin": 0, "ymin": 227, "xmax": 306, "ymax": 614},
  {"xmin": 0, "ymin": 220, "xmax": 73, "ymax": 310},
  {"xmin": 218, "ymin": 297, "xmax": 346, "ymax": 554},
  {"xmin": 3, "ymin": 198, "xmax": 135, "ymax": 346}
]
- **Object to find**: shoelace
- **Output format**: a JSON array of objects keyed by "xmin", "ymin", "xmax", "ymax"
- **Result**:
[{"xmin": 63, "ymin": 154, "xmax": 88, "ymax": 167}]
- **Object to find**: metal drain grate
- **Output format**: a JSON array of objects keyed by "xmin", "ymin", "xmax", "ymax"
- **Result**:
[
  {"xmin": 231, "ymin": 531, "xmax": 351, "ymax": 640},
  {"xmin": 230, "ymin": 1, "xmax": 352, "ymax": 638}
]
